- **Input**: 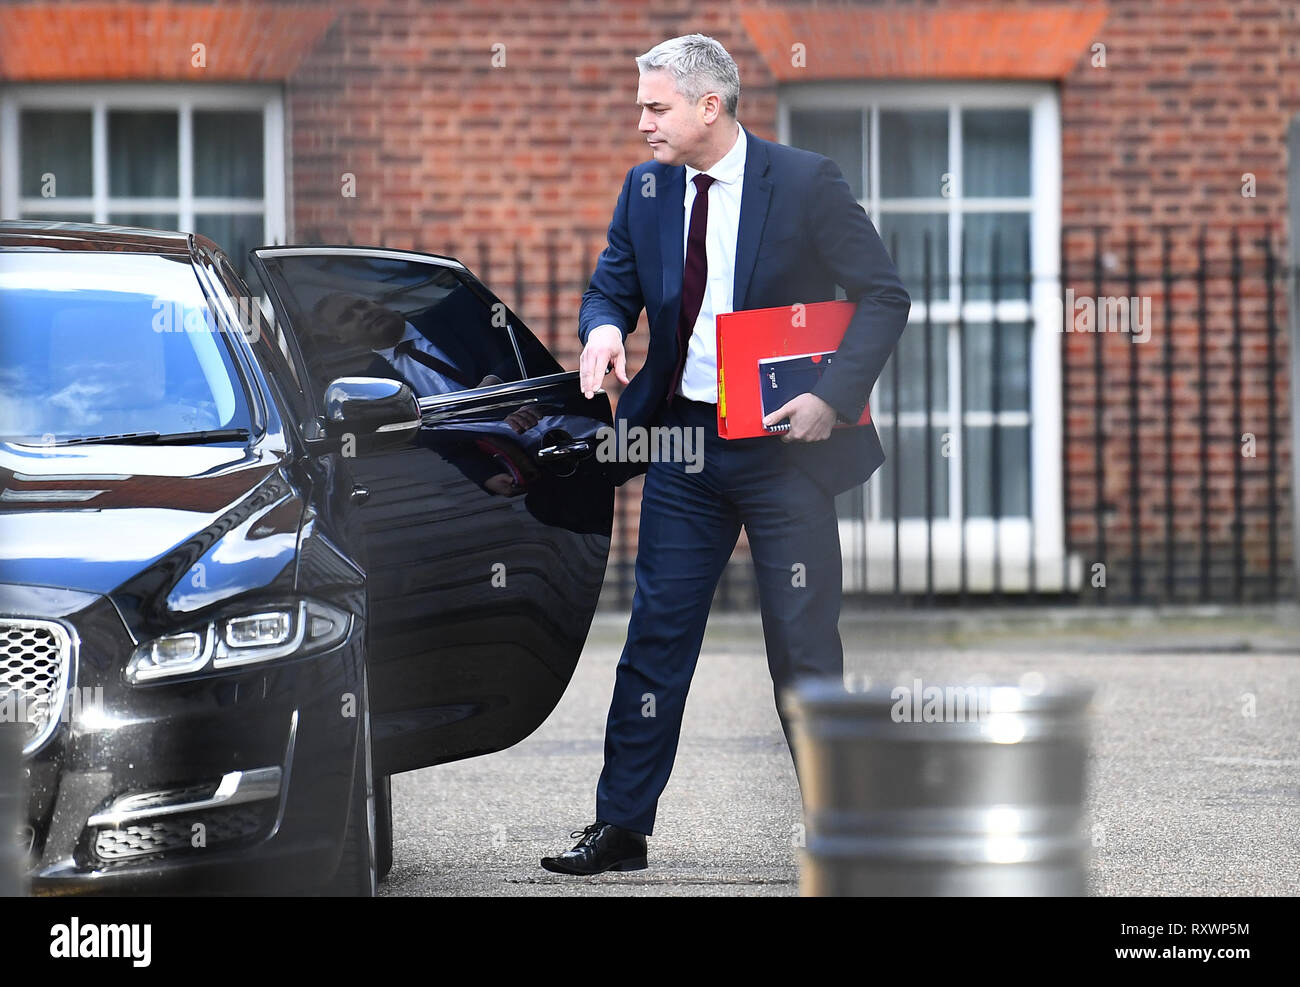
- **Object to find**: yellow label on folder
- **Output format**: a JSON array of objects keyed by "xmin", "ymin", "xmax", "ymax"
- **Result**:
[{"xmin": 717, "ymin": 331, "xmax": 727, "ymax": 418}]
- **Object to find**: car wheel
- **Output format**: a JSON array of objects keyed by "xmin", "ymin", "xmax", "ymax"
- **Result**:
[
  {"xmin": 322, "ymin": 666, "xmax": 378, "ymax": 897},
  {"xmin": 376, "ymin": 773, "xmax": 393, "ymax": 883}
]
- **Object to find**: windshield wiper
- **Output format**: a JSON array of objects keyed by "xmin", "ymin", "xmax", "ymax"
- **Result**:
[{"xmin": 57, "ymin": 428, "xmax": 251, "ymax": 447}]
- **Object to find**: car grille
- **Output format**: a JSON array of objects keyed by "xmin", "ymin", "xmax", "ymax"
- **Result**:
[
  {"xmin": 0, "ymin": 618, "xmax": 72, "ymax": 753},
  {"xmin": 93, "ymin": 805, "xmax": 272, "ymax": 861}
]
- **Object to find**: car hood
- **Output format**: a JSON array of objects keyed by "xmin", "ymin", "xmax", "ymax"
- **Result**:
[{"xmin": 0, "ymin": 441, "xmax": 305, "ymax": 620}]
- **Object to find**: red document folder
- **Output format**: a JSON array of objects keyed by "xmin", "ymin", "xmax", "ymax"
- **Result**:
[{"xmin": 715, "ymin": 299, "xmax": 872, "ymax": 439}]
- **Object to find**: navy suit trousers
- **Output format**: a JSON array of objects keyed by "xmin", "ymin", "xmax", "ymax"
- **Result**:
[{"xmin": 595, "ymin": 397, "xmax": 845, "ymax": 836}]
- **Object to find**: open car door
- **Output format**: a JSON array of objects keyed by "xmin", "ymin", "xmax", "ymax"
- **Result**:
[{"xmin": 250, "ymin": 246, "xmax": 615, "ymax": 775}]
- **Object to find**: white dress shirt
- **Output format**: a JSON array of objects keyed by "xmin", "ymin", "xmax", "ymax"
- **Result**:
[
  {"xmin": 377, "ymin": 322, "xmax": 467, "ymax": 397},
  {"xmin": 677, "ymin": 120, "xmax": 746, "ymax": 403}
]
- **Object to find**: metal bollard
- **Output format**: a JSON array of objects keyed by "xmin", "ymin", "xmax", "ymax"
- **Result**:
[
  {"xmin": 0, "ymin": 722, "xmax": 24, "ymax": 896},
  {"xmin": 784, "ymin": 677, "xmax": 1093, "ymax": 896}
]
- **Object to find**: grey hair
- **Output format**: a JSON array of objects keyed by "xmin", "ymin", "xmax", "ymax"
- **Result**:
[{"xmin": 636, "ymin": 34, "xmax": 740, "ymax": 117}]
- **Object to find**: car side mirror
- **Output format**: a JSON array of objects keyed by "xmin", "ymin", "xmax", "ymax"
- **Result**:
[{"xmin": 320, "ymin": 376, "xmax": 422, "ymax": 454}]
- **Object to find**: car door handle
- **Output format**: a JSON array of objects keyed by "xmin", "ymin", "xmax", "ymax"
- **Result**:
[
  {"xmin": 350, "ymin": 485, "xmax": 371, "ymax": 506},
  {"xmin": 536, "ymin": 440, "xmax": 591, "ymax": 462}
]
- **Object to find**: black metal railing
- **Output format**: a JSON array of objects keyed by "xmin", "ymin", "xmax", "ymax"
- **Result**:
[{"xmin": 1057, "ymin": 224, "xmax": 1291, "ymax": 605}]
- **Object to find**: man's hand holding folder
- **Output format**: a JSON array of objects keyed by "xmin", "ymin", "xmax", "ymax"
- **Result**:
[{"xmin": 760, "ymin": 391, "xmax": 838, "ymax": 442}]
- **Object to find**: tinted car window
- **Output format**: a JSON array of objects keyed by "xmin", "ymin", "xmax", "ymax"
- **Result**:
[
  {"xmin": 209, "ymin": 251, "xmax": 312, "ymax": 423},
  {"xmin": 0, "ymin": 251, "xmax": 252, "ymax": 441},
  {"xmin": 255, "ymin": 253, "xmax": 525, "ymax": 399}
]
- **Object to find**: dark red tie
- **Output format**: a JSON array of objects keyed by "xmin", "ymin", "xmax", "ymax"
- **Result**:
[{"xmin": 667, "ymin": 173, "xmax": 716, "ymax": 404}]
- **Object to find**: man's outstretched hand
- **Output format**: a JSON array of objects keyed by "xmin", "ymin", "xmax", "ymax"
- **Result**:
[
  {"xmin": 762, "ymin": 392, "xmax": 838, "ymax": 442},
  {"xmin": 580, "ymin": 324, "xmax": 629, "ymax": 399}
]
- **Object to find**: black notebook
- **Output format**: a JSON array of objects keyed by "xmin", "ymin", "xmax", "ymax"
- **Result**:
[{"xmin": 758, "ymin": 350, "xmax": 847, "ymax": 432}]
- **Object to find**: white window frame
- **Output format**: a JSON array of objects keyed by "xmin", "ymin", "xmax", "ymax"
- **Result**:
[
  {"xmin": 779, "ymin": 81, "xmax": 1075, "ymax": 593},
  {"xmin": 0, "ymin": 83, "xmax": 286, "ymax": 248}
]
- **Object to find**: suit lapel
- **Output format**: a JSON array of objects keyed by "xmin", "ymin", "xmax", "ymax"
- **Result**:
[
  {"xmin": 733, "ymin": 129, "xmax": 771, "ymax": 312},
  {"xmin": 659, "ymin": 165, "xmax": 685, "ymax": 329}
]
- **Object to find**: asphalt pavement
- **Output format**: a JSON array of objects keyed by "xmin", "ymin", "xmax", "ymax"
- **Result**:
[{"xmin": 380, "ymin": 603, "xmax": 1299, "ymax": 896}]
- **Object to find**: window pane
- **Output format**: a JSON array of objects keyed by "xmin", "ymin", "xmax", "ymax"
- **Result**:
[
  {"xmin": 877, "ymin": 212, "xmax": 948, "ymax": 302},
  {"xmin": 110, "ymin": 213, "xmax": 179, "ymax": 232},
  {"xmin": 789, "ymin": 109, "xmax": 863, "ymax": 200},
  {"xmin": 254, "ymin": 254, "xmax": 525, "ymax": 396},
  {"xmin": 0, "ymin": 252, "xmax": 252, "ymax": 440},
  {"xmin": 877, "ymin": 425, "xmax": 950, "ymax": 519},
  {"xmin": 962, "ymin": 424, "xmax": 1030, "ymax": 518},
  {"xmin": 242, "ymin": 263, "xmax": 302, "ymax": 393},
  {"xmin": 109, "ymin": 111, "xmax": 178, "ymax": 197},
  {"xmin": 963, "ymin": 109, "xmax": 1030, "ymax": 198},
  {"xmin": 194, "ymin": 111, "xmax": 264, "ymax": 197},
  {"xmin": 21, "ymin": 110, "xmax": 92, "ymax": 198},
  {"xmin": 962, "ymin": 212, "xmax": 1029, "ymax": 301},
  {"xmin": 192, "ymin": 213, "xmax": 265, "ymax": 283},
  {"xmin": 960, "ymin": 322, "xmax": 1030, "ymax": 412},
  {"xmin": 879, "ymin": 110, "xmax": 947, "ymax": 199},
  {"xmin": 211, "ymin": 254, "xmax": 307, "ymax": 417},
  {"xmin": 873, "ymin": 320, "xmax": 948, "ymax": 414}
]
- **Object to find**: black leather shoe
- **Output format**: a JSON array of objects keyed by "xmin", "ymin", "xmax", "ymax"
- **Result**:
[{"xmin": 540, "ymin": 821, "xmax": 648, "ymax": 875}]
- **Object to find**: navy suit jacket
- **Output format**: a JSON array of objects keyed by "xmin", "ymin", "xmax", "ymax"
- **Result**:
[{"xmin": 579, "ymin": 126, "xmax": 911, "ymax": 497}]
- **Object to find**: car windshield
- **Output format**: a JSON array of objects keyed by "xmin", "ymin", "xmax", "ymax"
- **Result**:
[{"xmin": 0, "ymin": 251, "xmax": 253, "ymax": 442}]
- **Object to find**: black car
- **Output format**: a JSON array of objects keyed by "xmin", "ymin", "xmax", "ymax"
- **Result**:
[{"xmin": 0, "ymin": 221, "xmax": 615, "ymax": 895}]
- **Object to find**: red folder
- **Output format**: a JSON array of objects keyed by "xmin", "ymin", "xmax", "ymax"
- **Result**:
[{"xmin": 715, "ymin": 299, "xmax": 871, "ymax": 439}]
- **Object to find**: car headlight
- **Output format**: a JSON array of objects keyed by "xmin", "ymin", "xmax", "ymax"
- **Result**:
[{"xmin": 126, "ymin": 600, "xmax": 352, "ymax": 684}]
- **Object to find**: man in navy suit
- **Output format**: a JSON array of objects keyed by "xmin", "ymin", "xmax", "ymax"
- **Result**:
[{"xmin": 541, "ymin": 34, "xmax": 910, "ymax": 875}]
